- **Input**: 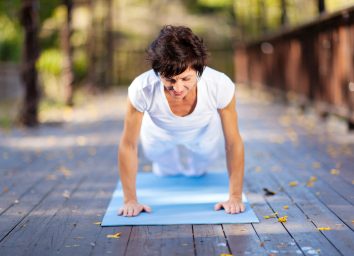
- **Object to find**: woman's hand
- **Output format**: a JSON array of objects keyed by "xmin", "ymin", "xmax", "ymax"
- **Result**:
[
  {"xmin": 118, "ymin": 200, "xmax": 152, "ymax": 217},
  {"xmin": 214, "ymin": 197, "xmax": 245, "ymax": 214}
]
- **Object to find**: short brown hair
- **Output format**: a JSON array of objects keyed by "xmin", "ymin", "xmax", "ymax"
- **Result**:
[{"xmin": 147, "ymin": 25, "xmax": 208, "ymax": 78}]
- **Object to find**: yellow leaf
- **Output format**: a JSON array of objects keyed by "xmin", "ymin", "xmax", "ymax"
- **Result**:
[
  {"xmin": 93, "ymin": 222, "xmax": 101, "ymax": 225},
  {"xmin": 107, "ymin": 232, "xmax": 121, "ymax": 239},
  {"xmin": 318, "ymin": 227, "xmax": 331, "ymax": 231},
  {"xmin": 264, "ymin": 212, "xmax": 278, "ymax": 219},
  {"xmin": 312, "ymin": 162, "xmax": 321, "ymax": 169},
  {"xmin": 76, "ymin": 136, "xmax": 87, "ymax": 146},
  {"xmin": 289, "ymin": 181, "xmax": 298, "ymax": 187},
  {"xmin": 58, "ymin": 166, "xmax": 72, "ymax": 177},
  {"xmin": 278, "ymin": 216, "xmax": 288, "ymax": 222},
  {"xmin": 219, "ymin": 254, "xmax": 233, "ymax": 256},
  {"xmin": 283, "ymin": 205, "xmax": 289, "ymax": 210},
  {"xmin": 306, "ymin": 181, "xmax": 314, "ymax": 187},
  {"xmin": 330, "ymin": 169, "xmax": 340, "ymax": 175},
  {"xmin": 309, "ymin": 176, "xmax": 317, "ymax": 182},
  {"xmin": 255, "ymin": 166, "xmax": 262, "ymax": 172}
]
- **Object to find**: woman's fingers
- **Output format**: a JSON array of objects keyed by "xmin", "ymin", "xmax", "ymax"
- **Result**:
[
  {"xmin": 214, "ymin": 201, "xmax": 245, "ymax": 214},
  {"xmin": 214, "ymin": 202, "xmax": 223, "ymax": 211},
  {"xmin": 143, "ymin": 205, "xmax": 152, "ymax": 213},
  {"xmin": 118, "ymin": 207, "xmax": 124, "ymax": 215},
  {"xmin": 118, "ymin": 203, "xmax": 152, "ymax": 217}
]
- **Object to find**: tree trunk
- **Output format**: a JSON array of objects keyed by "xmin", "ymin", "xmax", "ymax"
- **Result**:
[
  {"xmin": 61, "ymin": 0, "xmax": 74, "ymax": 106},
  {"xmin": 105, "ymin": 0, "xmax": 114, "ymax": 86},
  {"xmin": 280, "ymin": 0, "xmax": 288, "ymax": 26},
  {"xmin": 19, "ymin": 0, "xmax": 40, "ymax": 127},
  {"xmin": 318, "ymin": 0, "xmax": 326, "ymax": 15}
]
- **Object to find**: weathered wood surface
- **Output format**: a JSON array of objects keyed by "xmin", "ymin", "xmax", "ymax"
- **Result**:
[{"xmin": 0, "ymin": 87, "xmax": 353, "ymax": 256}]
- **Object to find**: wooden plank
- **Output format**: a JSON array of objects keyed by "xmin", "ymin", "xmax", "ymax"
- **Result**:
[
  {"xmin": 259, "ymin": 142, "xmax": 354, "ymax": 255},
  {"xmin": 0, "ymin": 169, "xmax": 88, "ymax": 255},
  {"xmin": 25, "ymin": 163, "xmax": 117, "ymax": 256},
  {"xmin": 0, "ymin": 146, "xmax": 88, "ymax": 213},
  {"xmin": 222, "ymin": 223, "xmax": 266, "ymax": 256},
  {"xmin": 284, "ymin": 134, "xmax": 354, "ymax": 204},
  {"xmin": 244, "ymin": 186, "xmax": 304, "ymax": 255},
  {"xmin": 271, "ymin": 141, "xmax": 354, "ymax": 230},
  {"xmin": 193, "ymin": 224, "xmax": 230, "ymax": 256},
  {"xmin": 245, "ymin": 139, "xmax": 345, "ymax": 255},
  {"xmin": 124, "ymin": 225, "xmax": 194, "ymax": 256}
]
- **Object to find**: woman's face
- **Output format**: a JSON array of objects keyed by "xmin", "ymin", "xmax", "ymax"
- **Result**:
[{"xmin": 160, "ymin": 67, "xmax": 198, "ymax": 100}]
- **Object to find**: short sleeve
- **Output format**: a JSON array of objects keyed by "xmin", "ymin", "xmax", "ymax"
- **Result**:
[
  {"xmin": 128, "ymin": 77, "xmax": 147, "ymax": 112},
  {"xmin": 217, "ymin": 74, "xmax": 236, "ymax": 109}
]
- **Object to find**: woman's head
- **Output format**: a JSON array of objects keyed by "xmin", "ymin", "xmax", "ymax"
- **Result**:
[{"xmin": 147, "ymin": 25, "xmax": 208, "ymax": 79}]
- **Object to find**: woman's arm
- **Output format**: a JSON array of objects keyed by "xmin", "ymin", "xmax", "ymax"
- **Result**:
[
  {"xmin": 118, "ymin": 98, "xmax": 151, "ymax": 217},
  {"xmin": 215, "ymin": 94, "xmax": 245, "ymax": 214}
]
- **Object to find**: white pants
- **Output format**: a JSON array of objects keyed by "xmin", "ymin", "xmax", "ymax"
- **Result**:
[{"xmin": 140, "ymin": 113, "xmax": 225, "ymax": 176}]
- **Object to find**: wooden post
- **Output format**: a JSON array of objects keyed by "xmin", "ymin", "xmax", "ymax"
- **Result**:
[
  {"xmin": 318, "ymin": 0, "xmax": 326, "ymax": 15},
  {"xmin": 61, "ymin": 0, "xmax": 74, "ymax": 106},
  {"xmin": 19, "ymin": 0, "xmax": 40, "ymax": 127},
  {"xmin": 105, "ymin": 0, "xmax": 113, "ymax": 86},
  {"xmin": 280, "ymin": 0, "xmax": 288, "ymax": 26}
]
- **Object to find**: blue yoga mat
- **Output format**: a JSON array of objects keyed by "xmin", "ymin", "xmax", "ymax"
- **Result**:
[{"xmin": 101, "ymin": 172, "xmax": 259, "ymax": 226}]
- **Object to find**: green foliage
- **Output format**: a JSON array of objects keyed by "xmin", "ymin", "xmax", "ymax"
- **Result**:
[
  {"xmin": 198, "ymin": 0, "xmax": 233, "ymax": 8},
  {"xmin": 36, "ymin": 48, "xmax": 62, "ymax": 76},
  {"xmin": 0, "ymin": 15, "xmax": 22, "ymax": 62},
  {"xmin": 73, "ymin": 50, "xmax": 88, "ymax": 83}
]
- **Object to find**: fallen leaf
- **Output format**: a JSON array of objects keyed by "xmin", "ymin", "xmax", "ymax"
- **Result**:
[
  {"xmin": 278, "ymin": 216, "xmax": 288, "ymax": 222},
  {"xmin": 219, "ymin": 254, "xmax": 233, "ymax": 256},
  {"xmin": 106, "ymin": 232, "xmax": 121, "ymax": 239},
  {"xmin": 312, "ymin": 162, "xmax": 321, "ymax": 169},
  {"xmin": 76, "ymin": 136, "xmax": 87, "ymax": 146},
  {"xmin": 58, "ymin": 166, "xmax": 72, "ymax": 177},
  {"xmin": 318, "ymin": 227, "xmax": 331, "ymax": 231},
  {"xmin": 289, "ymin": 181, "xmax": 298, "ymax": 187},
  {"xmin": 307, "ymin": 181, "xmax": 314, "ymax": 187},
  {"xmin": 330, "ymin": 169, "xmax": 340, "ymax": 175},
  {"xmin": 3, "ymin": 187, "xmax": 9, "ymax": 193},
  {"xmin": 263, "ymin": 188, "xmax": 276, "ymax": 196},
  {"xmin": 309, "ymin": 176, "xmax": 317, "ymax": 182},
  {"xmin": 88, "ymin": 147, "xmax": 97, "ymax": 156},
  {"xmin": 255, "ymin": 166, "xmax": 262, "ymax": 172},
  {"xmin": 46, "ymin": 174, "xmax": 57, "ymax": 180},
  {"xmin": 283, "ymin": 205, "xmax": 289, "ymax": 210},
  {"xmin": 264, "ymin": 212, "xmax": 278, "ymax": 219},
  {"xmin": 93, "ymin": 222, "xmax": 101, "ymax": 225},
  {"xmin": 62, "ymin": 190, "xmax": 70, "ymax": 199}
]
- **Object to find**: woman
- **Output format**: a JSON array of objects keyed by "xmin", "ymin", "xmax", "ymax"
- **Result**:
[{"xmin": 118, "ymin": 25, "xmax": 245, "ymax": 217}]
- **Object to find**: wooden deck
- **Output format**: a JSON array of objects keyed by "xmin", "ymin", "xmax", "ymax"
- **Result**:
[{"xmin": 0, "ymin": 87, "xmax": 353, "ymax": 256}]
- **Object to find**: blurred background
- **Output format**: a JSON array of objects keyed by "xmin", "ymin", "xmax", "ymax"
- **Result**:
[{"xmin": 0, "ymin": 0, "xmax": 354, "ymax": 128}]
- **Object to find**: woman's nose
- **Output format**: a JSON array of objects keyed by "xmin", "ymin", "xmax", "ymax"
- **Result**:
[{"xmin": 173, "ymin": 81, "xmax": 184, "ymax": 92}]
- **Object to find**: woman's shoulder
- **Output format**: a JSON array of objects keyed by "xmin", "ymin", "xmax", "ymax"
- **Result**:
[
  {"xmin": 131, "ymin": 69, "xmax": 160, "ymax": 90},
  {"xmin": 202, "ymin": 66, "xmax": 228, "ymax": 80}
]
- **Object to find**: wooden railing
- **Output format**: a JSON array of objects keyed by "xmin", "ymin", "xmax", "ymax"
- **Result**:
[{"xmin": 234, "ymin": 6, "xmax": 354, "ymax": 127}]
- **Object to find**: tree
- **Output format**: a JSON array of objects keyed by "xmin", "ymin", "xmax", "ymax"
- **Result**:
[
  {"xmin": 19, "ymin": 0, "xmax": 40, "ymax": 126},
  {"xmin": 61, "ymin": 0, "xmax": 74, "ymax": 106},
  {"xmin": 280, "ymin": 0, "xmax": 288, "ymax": 26},
  {"xmin": 318, "ymin": 0, "xmax": 326, "ymax": 15}
]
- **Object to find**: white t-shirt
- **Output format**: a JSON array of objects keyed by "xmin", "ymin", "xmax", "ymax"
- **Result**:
[{"xmin": 128, "ymin": 66, "xmax": 235, "ymax": 145}]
